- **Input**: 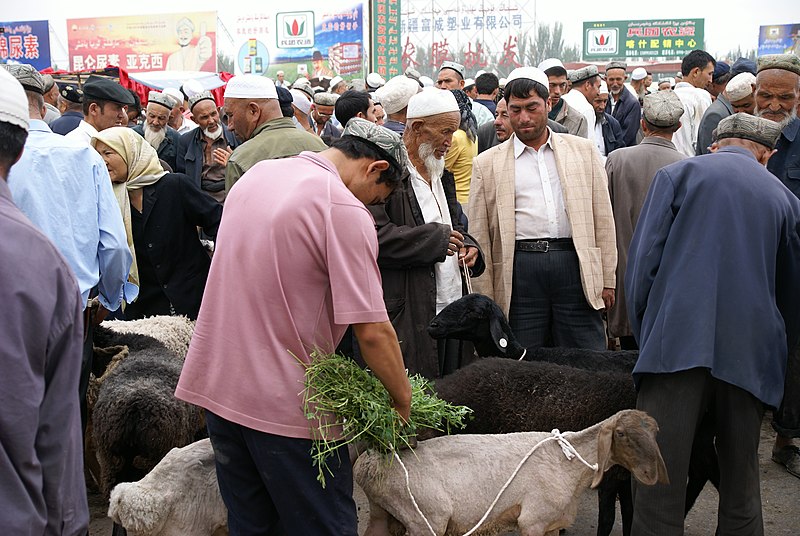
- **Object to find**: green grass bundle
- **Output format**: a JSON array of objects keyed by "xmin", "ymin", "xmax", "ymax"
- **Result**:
[{"xmin": 302, "ymin": 351, "xmax": 472, "ymax": 486}]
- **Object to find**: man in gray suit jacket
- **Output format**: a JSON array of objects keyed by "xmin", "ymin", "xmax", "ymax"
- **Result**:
[{"xmin": 605, "ymin": 91, "xmax": 687, "ymax": 349}]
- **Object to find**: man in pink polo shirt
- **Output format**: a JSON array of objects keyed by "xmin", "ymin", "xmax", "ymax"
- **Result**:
[{"xmin": 176, "ymin": 118, "xmax": 412, "ymax": 535}]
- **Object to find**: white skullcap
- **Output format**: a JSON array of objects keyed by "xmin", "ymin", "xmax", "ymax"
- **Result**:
[
  {"xmin": 506, "ymin": 67, "xmax": 549, "ymax": 89},
  {"xmin": 406, "ymin": 88, "xmax": 459, "ymax": 119},
  {"xmin": 0, "ymin": 67, "xmax": 29, "ymax": 131},
  {"xmin": 537, "ymin": 58, "xmax": 565, "ymax": 72},
  {"xmin": 475, "ymin": 69, "xmax": 487, "ymax": 78},
  {"xmin": 225, "ymin": 75, "xmax": 278, "ymax": 100},
  {"xmin": 290, "ymin": 89, "xmax": 312, "ymax": 114},
  {"xmin": 464, "ymin": 78, "xmax": 476, "ymax": 87},
  {"xmin": 366, "ymin": 72, "xmax": 386, "ymax": 89},
  {"xmin": 182, "ymin": 79, "xmax": 204, "ymax": 98},
  {"xmin": 499, "ymin": 77, "xmax": 507, "ymax": 87},
  {"xmin": 374, "ymin": 75, "xmax": 420, "ymax": 114},
  {"xmin": 162, "ymin": 87, "xmax": 184, "ymax": 107},
  {"xmin": 726, "ymin": 72, "xmax": 757, "ymax": 102},
  {"xmin": 330, "ymin": 75, "xmax": 344, "ymax": 89},
  {"xmin": 598, "ymin": 81, "xmax": 609, "ymax": 95},
  {"xmin": 293, "ymin": 76, "xmax": 310, "ymax": 87},
  {"xmin": 631, "ymin": 67, "xmax": 648, "ymax": 81},
  {"xmin": 419, "ymin": 75, "xmax": 435, "ymax": 88},
  {"xmin": 276, "ymin": 70, "xmax": 284, "ymax": 76}
]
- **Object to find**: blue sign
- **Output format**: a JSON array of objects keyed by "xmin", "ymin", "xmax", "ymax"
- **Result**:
[
  {"xmin": 0, "ymin": 20, "xmax": 52, "ymax": 71},
  {"xmin": 758, "ymin": 24, "xmax": 800, "ymax": 56}
]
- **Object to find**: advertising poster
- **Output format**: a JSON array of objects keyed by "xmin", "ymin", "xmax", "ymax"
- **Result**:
[
  {"xmin": 371, "ymin": 0, "xmax": 401, "ymax": 78},
  {"xmin": 0, "ymin": 20, "xmax": 52, "ymax": 71},
  {"xmin": 231, "ymin": 2, "xmax": 364, "ymax": 81},
  {"xmin": 758, "ymin": 24, "xmax": 800, "ymax": 56},
  {"xmin": 67, "ymin": 12, "xmax": 217, "ymax": 72},
  {"xmin": 582, "ymin": 19, "xmax": 704, "ymax": 60}
]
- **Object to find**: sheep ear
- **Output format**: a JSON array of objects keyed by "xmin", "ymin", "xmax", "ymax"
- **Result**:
[
  {"xmin": 489, "ymin": 313, "xmax": 511, "ymax": 356},
  {"xmin": 591, "ymin": 421, "xmax": 614, "ymax": 489}
]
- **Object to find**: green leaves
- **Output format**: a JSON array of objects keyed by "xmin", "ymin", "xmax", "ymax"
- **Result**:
[{"xmin": 302, "ymin": 351, "xmax": 472, "ymax": 487}]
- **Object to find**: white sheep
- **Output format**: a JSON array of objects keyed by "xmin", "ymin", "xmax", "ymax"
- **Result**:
[
  {"xmin": 108, "ymin": 439, "xmax": 227, "ymax": 536},
  {"xmin": 354, "ymin": 409, "xmax": 668, "ymax": 536},
  {"xmin": 102, "ymin": 315, "xmax": 195, "ymax": 357}
]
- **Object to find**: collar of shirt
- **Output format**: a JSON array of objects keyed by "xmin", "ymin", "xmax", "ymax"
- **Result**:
[
  {"xmin": 297, "ymin": 150, "xmax": 340, "ymax": 178},
  {"xmin": 251, "ymin": 117, "xmax": 300, "ymax": 139},
  {"xmin": 513, "ymin": 128, "xmax": 553, "ymax": 159},
  {"xmin": 28, "ymin": 119, "xmax": 52, "ymax": 133},
  {"xmin": 717, "ymin": 145, "xmax": 760, "ymax": 161},
  {"xmin": 782, "ymin": 117, "xmax": 800, "ymax": 143},
  {"xmin": 79, "ymin": 120, "xmax": 99, "ymax": 137}
]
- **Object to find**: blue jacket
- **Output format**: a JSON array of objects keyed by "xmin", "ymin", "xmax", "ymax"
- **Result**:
[
  {"xmin": 50, "ymin": 111, "xmax": 83, "ymax": 136},
  {"xmin": 627, "ymin": 147, "xmax": 800, "ymax": 408},
  {"xmin": 600, "ymin": 112, "xmax": 626, "ymax": 155},
  {"xmin": 176, "ymin": 124, "xmax": 238, "ymax": 189},
  {"xmin": 768, "ymin": 117, "xmax": 800, "ymax": 200},
  {"xmin": 605, "ymin": 87, "xmax": 641, "ymax": 147}
]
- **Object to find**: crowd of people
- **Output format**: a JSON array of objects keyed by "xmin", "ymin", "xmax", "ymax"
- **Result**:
[{"xmin": 1, "ymin": 47, "xmax": 799, "ymax": 536}]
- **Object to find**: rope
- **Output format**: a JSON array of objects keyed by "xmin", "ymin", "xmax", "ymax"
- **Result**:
[
  {"xmin": 461, "ymin": 255, "xmax": 473, "ymax": 295},
  {"xmin": 393, "ymin": 430, "xmax": 599, "ymax": 536},
  {"xmin": 517, "ymin": 348, "xmax": 527, "ymax": 361}
]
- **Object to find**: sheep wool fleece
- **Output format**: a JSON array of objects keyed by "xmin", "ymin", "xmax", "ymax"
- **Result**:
[{"xmin": 176, "ymin": 151, "xmax": 389, "ymax": 439}]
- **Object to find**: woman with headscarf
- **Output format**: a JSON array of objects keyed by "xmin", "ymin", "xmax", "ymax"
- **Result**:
[
  {"xmin": 91, "ymin": 127, "xmax": 222, "ymax": 320},
  {"xmin": 445, "ymin": 89, "xmax": 478, "ymax": 208}
]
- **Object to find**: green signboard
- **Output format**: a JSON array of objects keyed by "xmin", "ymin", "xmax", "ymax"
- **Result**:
[
  {"xmin": 583, "ymin": 19, "xmax": 704, "ymax": 60},
  {"xmin": 371, "ymin": 0, "xmax": 402, "ymax": 78}
]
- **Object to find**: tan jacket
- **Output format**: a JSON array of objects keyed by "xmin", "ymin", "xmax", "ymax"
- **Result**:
[{"xmin": 467, "ymin": 132, "xmax": 617, "ymax": 315}]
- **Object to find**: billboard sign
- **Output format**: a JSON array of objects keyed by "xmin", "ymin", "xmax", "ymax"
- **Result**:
[
  {"xmin": 0, "ymin": 20, "xmax": 52, "ymax": 71},
  {"xmin": 583, "ymin": 19, "xmax": 704, "ymax": 60},
  {"xmin": 758, "ymin": 24, "xmax": 800, "ymax": 56},
  {"xmin": 371, "ymin": 0, "xmax": 401, "ymax": 78},
  {"xmin": 67, "ymin": 12, "xmax": 217, "ymax": 72}
]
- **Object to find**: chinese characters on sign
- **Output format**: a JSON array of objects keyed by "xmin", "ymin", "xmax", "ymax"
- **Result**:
[
  {"xmin": 583, "ymin": 19, "xmax": 705, "ymax": 60},
  {"xmin": 372, "ymin": 0, "xmax": 402, "ymax": 78},
  {"xmin": 0, "ymin": 20, "xmax": 52, "ymax": 71}
]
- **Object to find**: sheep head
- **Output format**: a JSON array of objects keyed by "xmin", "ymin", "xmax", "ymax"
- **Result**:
[
  {"xmin": 427, "ymin": 294, "xmax": 525, "ymax": 359},
  {"xmin": 590, "ymin": 409, "xmax": 669, "ymax": 489}
]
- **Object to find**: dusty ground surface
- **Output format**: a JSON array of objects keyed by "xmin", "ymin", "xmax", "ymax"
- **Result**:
[{"xmin": 89, "ymin": 414, "xmax": 799, "ymax": 535}]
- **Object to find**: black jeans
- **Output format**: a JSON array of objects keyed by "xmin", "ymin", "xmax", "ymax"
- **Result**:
[{"xmin": 205, "ymin": 411, "xmax": 357, "ymax": 536}]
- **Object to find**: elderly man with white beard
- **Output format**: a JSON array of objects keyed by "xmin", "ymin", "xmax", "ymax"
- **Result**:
[
  {"xmin": 364, "ymin": 88, "xmax": 485, "ymax": 378},
  {"xmin": 176, "ymin": 91, "xmax": 238, "ymax": 204},
  {"xmin": 132, "ymin": 91, "xmax": 182, "ymax": 171}
]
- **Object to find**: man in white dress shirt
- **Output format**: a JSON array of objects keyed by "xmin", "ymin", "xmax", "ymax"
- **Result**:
[
  {"xmin": 673, "ymin": 49, "xmax": 716, "ymax": 156},
  {"xmin": 562, "ymin": 65, "xmax": 602, "ymax": 138}
]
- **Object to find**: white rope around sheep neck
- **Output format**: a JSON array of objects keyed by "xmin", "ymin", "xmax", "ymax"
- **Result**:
[{"xmin": 393, "ymin": 429, "xmax": 599, "ymax": 536}]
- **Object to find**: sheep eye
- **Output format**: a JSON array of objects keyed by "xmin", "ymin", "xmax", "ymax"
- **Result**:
[{"xmin": 615, "ymin": 430, "xmax": 625, "ymax": 438}]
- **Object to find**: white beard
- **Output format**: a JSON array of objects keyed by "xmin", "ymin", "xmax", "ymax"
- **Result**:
[
  {"xmin": 417, "ymin": 142, "xmax": 445, "ymax": 179},
  {"xmin": 755, "ymin": 106, "xmax": 797, "ymax": 132},
  {"xmin": 143, "ymin": 124, "xmax": 166, "ymax": 149},
  {"xmin": 203, "ymin": 125, "xmax": 223, "ymax": 140}
]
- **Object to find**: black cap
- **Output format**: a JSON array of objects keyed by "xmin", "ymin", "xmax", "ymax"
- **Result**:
[
  {"xmin": 58, "ymin": 82, "xmax": 84, "ymax": 104},
  {"xmin": 82, "ymin": 76, "xmax": 136, "ymax": 106}
]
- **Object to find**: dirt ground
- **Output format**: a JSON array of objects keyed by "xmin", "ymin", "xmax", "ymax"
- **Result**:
[{"xmin": 89, "ymin": 414, "xmax": 800, "ymax": 535}]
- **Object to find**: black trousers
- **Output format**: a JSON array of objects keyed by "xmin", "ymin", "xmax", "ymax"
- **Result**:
[
  {"xmin": 508, "ymin": 248, "xmax": 605, "ymax": 350},
  {"xmin": 773, "ymin": 342, "xmax": 800, "ymax": 437},
  {"xmin": 632, "ymin": 368, "xmax": 765, "ymax": 536}
]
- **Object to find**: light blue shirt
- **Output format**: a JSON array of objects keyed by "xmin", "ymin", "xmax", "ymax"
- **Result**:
[{"xmin": 8, "ymin": 119, "xmax": 137, "ymax": 310}]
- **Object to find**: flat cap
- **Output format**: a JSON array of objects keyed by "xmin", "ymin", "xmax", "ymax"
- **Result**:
[
  {"xmin": 757, "ymin": 54, "xmax": 800, "ymax": 77},
  {"xmin": 148, "ymin": 91, "xmax": 176, "ymax": 110},
  {"xmin": 712, "ymin": 61, "xmax": 730, "ymax": 82},
  {"xmin": 341, "ymin": 117, "xmax": 409, "ymax": 170},
  {"xmin": 0, "ymin": 67, "xmax": 30, "ymax": 131},
  {"xmin": 224, "ymin": 74, "xmax": 278, "ymax": 100},
  {"xmin": 439, "ymin": 60, "xmax": 465, "ymax": 79},
  {"xmin": 188, "ymin": 90, "xmax": 216, "ymax": 111},
  {"xmin": 374, "ymin": 74, "xmax": 419, "ymax": 114},
  {"xmin": 605, "ymin": 61, "xmax": 628, "ymax": 73},
  {"xmin": 730, "ymin": 57, "xmax": 757, "ymax": 77},
  {"xmin": 569, "ymin": 65, "xmax": 599, "ymax": 84},
  {"xmin": 642, "ymin": 91, "xmax": 684, "ymax": 128},
  {"xmin": 631, "ymin": 67, "xmax": 648, "ymax": 81},
  {"xmin": 42, "ymin": 74, "xmax": 56, "ymax": 93},
  {"xmin": 313, "ymin": 91, "xmax": 339, "ymax": 106},
  {"xmin": 58, "ymin": 83, "xmax": 84, "ymax": 104},
  {"xmin": 83, "ymin": 76, "xmax": 136, "ymax": 105},
  {"xmin": 716, "ymin": 112, "xmax": 782, "ymax": 149},
  {"xmin": 726, "ymin": 73, "xmax": 756, "ymax": 102},
  {"xmin": 3, "ymin": 63, "xmax": 45, "ymax": 94}
]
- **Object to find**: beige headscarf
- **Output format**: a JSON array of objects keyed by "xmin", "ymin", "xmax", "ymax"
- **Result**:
[{"xmin": 91, "ymin": 127, "xmax": 168, "ymax": 290}]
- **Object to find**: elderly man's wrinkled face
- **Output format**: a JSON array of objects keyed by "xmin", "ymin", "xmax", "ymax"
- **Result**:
[
  {"xmin": 223, "ymin": 98, "xmax": 259, "ymax": 142},
  {"xmin": 605, "ymin": 69, "xmax": 627, "ymax": 96},
  {"xmin": 374, "ymin": 103, "xmax": 386, "ymax": 125},
  {"xmin": 593, "ymin": 93, "xmax": 609, "ymax": 114},
  {"xmin": 494, "ymin": 99, "xmax": 511, "ymax": 142},
  {"xmin": 192, "ymin": 99, "xmax": 222, "ymax": 136},
  {"xmin": 145, "ymin": 103, "xmax": 169, "ymax": 131},
  {"xmin": 756, "ymin": 70, "xmax": 800, "ymax": 130},
  {"xmin": 312, "ymin": 103, "xmax": 335, "ymax": 125},
  {"xmin": 408, "ymin": 111, "xmax": 460, "ymax": 158}
]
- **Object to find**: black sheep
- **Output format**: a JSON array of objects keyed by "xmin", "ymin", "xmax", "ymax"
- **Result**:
[{"xmin": 427, "ymin": 293, "xmax": 720, "ymax": 536}]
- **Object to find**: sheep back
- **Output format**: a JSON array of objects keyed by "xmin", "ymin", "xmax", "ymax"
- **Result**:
[
  {"xmin": 526, "ymin": 347, "xmax": 638, "ymax": 374},
  {"xmin": 102, "ymin": 315, "xmax": 194, "ymax": 358}
]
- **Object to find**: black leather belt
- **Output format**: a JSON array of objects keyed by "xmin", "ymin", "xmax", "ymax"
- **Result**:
[{"xmin": 515, "ymin": 238, "xmax": 574, "ymax": 252}]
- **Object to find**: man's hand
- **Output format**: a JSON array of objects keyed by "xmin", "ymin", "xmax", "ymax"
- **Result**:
[
  {"xmin": 602, "ymin": 288, "xmax": 615, "ymax": 310},
  {"xmin": 447, "ymin": 229, "xmax": 464, "ymax": 256},
  {"xmin": 458, "ymin": 246, "xmax": 479, "ymax": 268},
  {"xmin": 197, "ymin": 35, "xmax": 212, "ymax": 63},
  {"xmin": 92, "ymin": 304, "xmax": 110, "ymax": 326},
  {"xmin": 212, "ymin": 146, "xmax": 233, "ymax": 166}
]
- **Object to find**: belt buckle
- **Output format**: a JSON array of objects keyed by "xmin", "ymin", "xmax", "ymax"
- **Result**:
[{"xmin": 534, "ymin": 240, "xmax": 549, "ymax": 253}]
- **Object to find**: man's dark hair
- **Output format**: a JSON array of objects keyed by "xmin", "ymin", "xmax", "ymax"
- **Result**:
[
  {"xmin": 681, "ymin": 50, "xmax": 716, "ymax": 76},
  {"xmin": 476, "ymin": 73, "xmax": 500, "ymax": 95},
  {"xmin": 544, "ymin": 66, "xmax": 568, "ymax": 78},
  {"xmin": 577, "ymin": 74, "xmax": 600, "ymax": 89},
  {"xmin": 335, "ymin": 90, "xmax": 371, "ymax": 127},
  {"xmin": 0, "ymin": 122, "xmax": 28, "ymax": 174},
  {"xmin": 127, "ymin": 89, "xmax": 141, "ymax": 114},
  {"xmin": 504, "ymin": 78, "xmax": 550, "ymax": 104},
  {"xmin": 83, "ymin": 97, "xmax": 110, "ymax": 115},
  {"xmin": 713, "ymin": 72, "xmax": 732, "ymax": 86},
  {"xmin": 331, "ymin": 135, "xmax": 403, "ymax": 187}
]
